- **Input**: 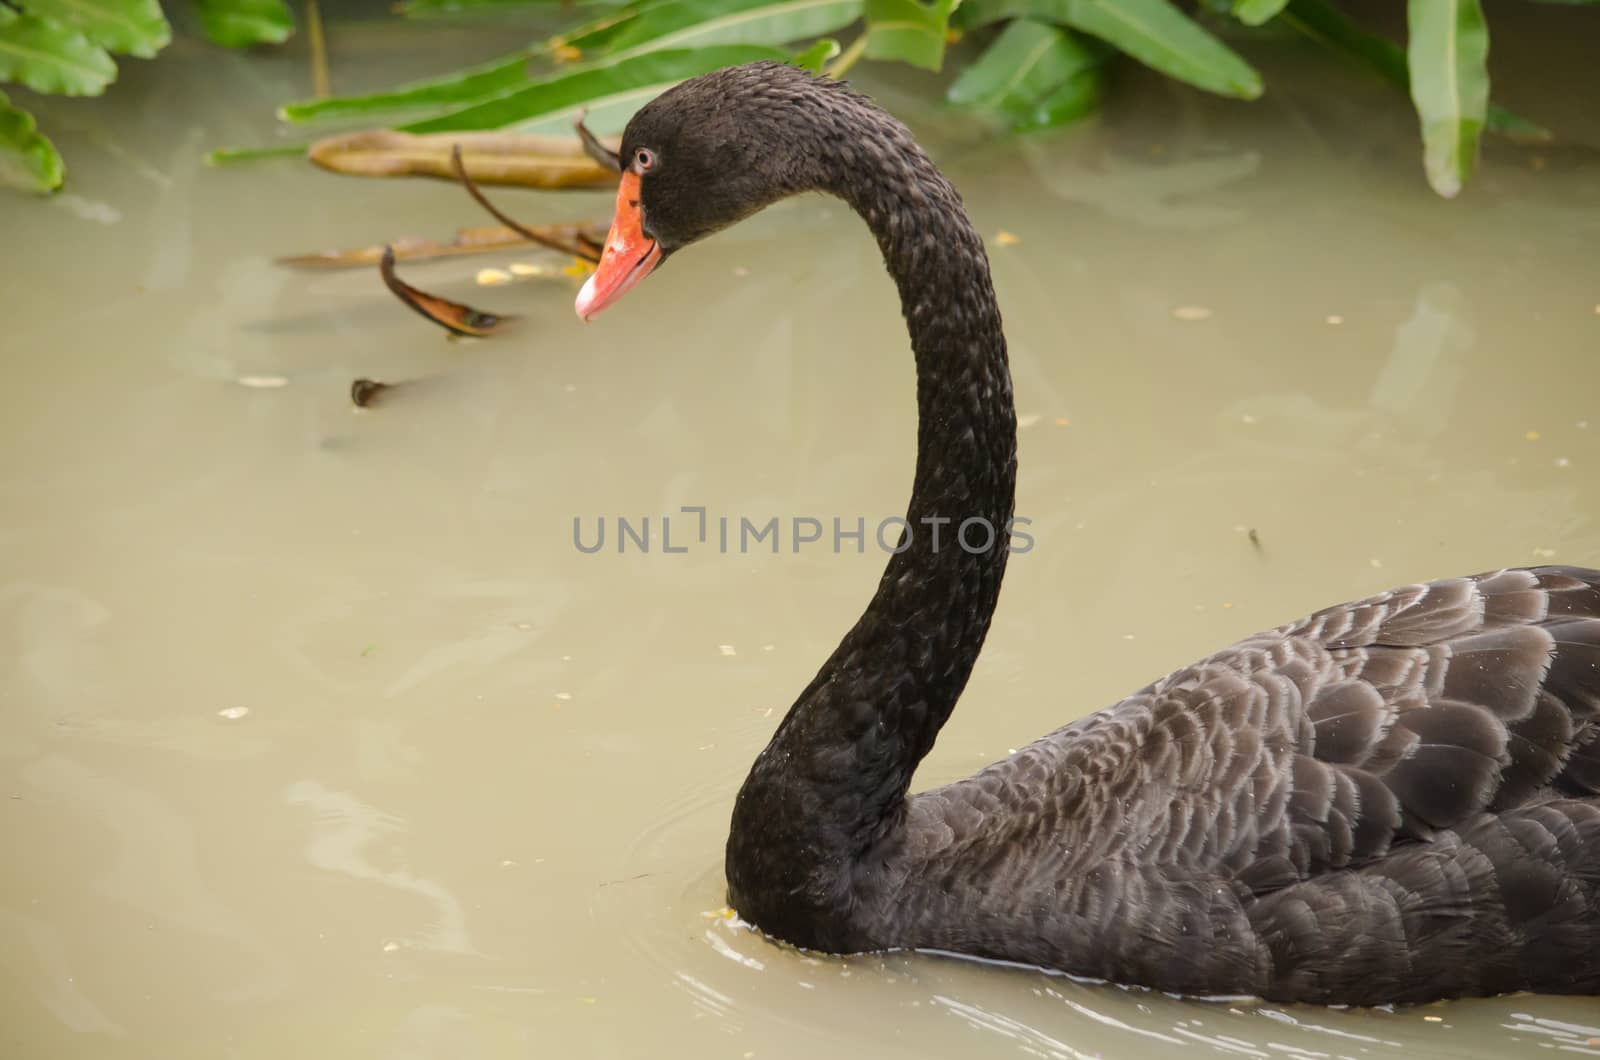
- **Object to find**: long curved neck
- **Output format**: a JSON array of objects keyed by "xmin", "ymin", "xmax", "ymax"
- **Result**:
[{"xmin": 727, "ymin": 98, "xmax": 1017, "ymax": 938}]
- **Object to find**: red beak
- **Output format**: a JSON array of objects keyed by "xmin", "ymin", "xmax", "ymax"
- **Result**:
[{"xmin": 575, "ymin": 170, "xmax": 663, "ymax": 321}]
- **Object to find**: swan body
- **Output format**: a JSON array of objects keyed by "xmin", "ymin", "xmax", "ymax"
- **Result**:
[{"xmin": 576, "ymin": 62, "xmax": 1600, "ymax": 1005}]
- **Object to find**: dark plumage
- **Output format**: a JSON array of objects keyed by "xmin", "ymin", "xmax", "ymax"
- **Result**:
[{"xmin": 587, "ymin": 61, "xmax": 1600, "ymax": 1005}]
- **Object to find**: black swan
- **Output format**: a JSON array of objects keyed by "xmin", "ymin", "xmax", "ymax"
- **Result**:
[{"xmin": 573, "ymin": 61, "xmax": 1600, "ymax": 1005}]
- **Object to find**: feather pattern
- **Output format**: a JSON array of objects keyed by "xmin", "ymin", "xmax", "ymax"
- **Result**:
[{"xmin": 609, "ymin": 63, "xmax": 1600, "ymax": 1006}]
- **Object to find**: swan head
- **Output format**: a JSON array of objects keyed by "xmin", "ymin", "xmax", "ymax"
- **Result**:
[{"xmin": 576, "ymin": 61, "xmax": 843, "ymax": 321}]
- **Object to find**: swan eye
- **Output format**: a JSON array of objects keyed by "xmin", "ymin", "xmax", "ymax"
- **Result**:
[{"xmin": 634, "ymin": 148, "xmax": 656, "ymax": 171}]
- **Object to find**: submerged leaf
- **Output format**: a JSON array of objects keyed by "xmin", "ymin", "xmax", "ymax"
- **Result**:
[
  {"xmin": 193, "ymin": 0, "xmax": 294, "ymax": 48},
  {"xmin": 0, "ymin": 12, "xmax": 117, "ymax": 95},
  {"xmin": 276, "ymin": 224, "xmax": 608, "ymax": 270},
  {"xmin": 400, "ymin": 44, "xmax": 789, "ymax": 136},
  {"xmin": 20, "ymin": 0, "xmax": 170, "ymax": 58},
  {"xmin": 308, "ymin": 128, "xmax": 620, "ymax": 189},
  {"xmin": 0, "ymin": 88, "xmax": 64, "ymax": 192},
  {"xmin": 1406, "ymin": 0, "xmax": 1489, "ymax": 198},
  {"xmin": 1062, "ymin": 0, "xmax": 1262, "ymax": 99},
  {"xmin": 380, "ymin": 245, "xmax": 516, "ymax": 337},
  {"xmin": 864, "ymin": 0, "xmax": 958, "ymax": 70}
]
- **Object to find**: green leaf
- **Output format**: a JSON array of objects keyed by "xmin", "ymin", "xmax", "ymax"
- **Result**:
[
  {"xmin": 1280, "ymin": 0, "xmax": 1545, "ymax": 143},
  {"xmin": 1016, "ymin": 66, "xmax": 1099, "ymax": 129},
  {"xmin": 18, "ymin": 0, "xmax": 171, "ymax": 58},
  {"xmin": 280, "ymin": 51, "xmax": 534, "ymax": 123},
  {"xmin": 947, "ymin": 18, "xmax": 1102, "ymax": 129},
  {"xmin": 1061, "ymin": 0, "xmax": 1262, "ymax": 98},
  {"xmin": 193, "ymin": 0, "xmax": 294, "ymax": 48},
  {"xmin": 0, "ymin": 12, "xmax": 117, "ymax": 95},
  {"xmin": 790, "ymin": 36, "xmax": 840, "ymax": 70},
  {"xmin": 1231, "ymin": 0, "xmax": 1286, "ymax": 25},
  {"xmin": 0, "ymin": 87, "xmax": 63, "ymax": 191},
  {"xmin": 603, "ymin": 0, "xmax": 863, "ymax": 59},
  {"xmin": 1406, "ymin": 0, "xmax": 1488, "ymax": 198},
  {"xmin": 864, "ymin": 0, "xmax": 957, "ymax": 71},
  {"xmin": 401, "ymin": 43, "xmax": 789, "ymax": 135},
  {"xmin": 400, "ymin": 0, "xmax": 629, "ymax": 16},
  {"xmin": 953, "ymin": 0, "xmax": 1059, "ymax": 29},
  {"xmin": 277, "ymin": 3, "xmax": 654, "ymax": 123}
]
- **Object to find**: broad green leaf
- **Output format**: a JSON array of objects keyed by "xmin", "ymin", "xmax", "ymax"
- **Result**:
[
  {"xmin": 1015, "ymin": 65, "xmax": 1099, "ymax": 129},
  {"xmin": 954, "ymin": 0, "xmax": 1054, "ymax": 29},
  {"xmin": 1406, "ymin": 0, "xmax": 1488, "ymax": 198},
  {"xmin": 790, "ymin": 36, "xmax": 840, "ymax": 70},
  {"xmin": 1061, "ymin": 0, "xmax": 1261, "ymax": 98},
  {"xmin": 0, "ymin": 87, "xmax": 63, "ymax": 191},
  {"xmin": 280, "ymin": 51, "xmax": 533, "ymax": 123},
  {"xmin": 193, "ymin": 0, "xmax": 294, "ymax": 48},
  {"xmin": 277, "ymin": 4, "xmax": 653, "ymax": 123},
  {"xmin": 401, "ymin": 44, "xmax": 789, "ymax": 135},
  {"xmin": 19, "ymin": 0, "xmax": 171, "ymax": 58},
  {"xmin": 603, "ymin": 0, "xmax": 863, "ymax": 59},
  {"xmin": 1231, "ymin": 0, "xmax": 1286, "ymax": 25},
  {"xmin": 1281, "ymin": 0, "xmax": 1545, "ymax": 143},
  {"xmin": 947, "ymin": 19, "xmax": 1101, "ymax": 125},
  {"xmin": 401, "ymin": 0, "xmax": 630, "ymax": 16},
  {"xmin": 0, "ymin": 12, "xmax": 117, "ymax": 95},
  {"xmin": 864, "ymin": 0, "xmax": 957, "ymax": 71}
]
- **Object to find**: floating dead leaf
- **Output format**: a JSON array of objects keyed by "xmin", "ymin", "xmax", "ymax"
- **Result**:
[
  {"xmin": 276, "ymin": 222, "xmax": 608, "ymax": 271},
  {"xmin": 452, "ymin": 145, "xmax": 604, "ymax": 263},
  {"xmin": 351, "ymin": 379, "xmax": 394, "ymax": 408},
  {"xmin": 308, "ymin": 129, "xmax": 620, "ymax": 190},
  {"xmin": 379, "ymin": 245, "xmax": 513, "ymax": 338},
  {"xmin": 574, "ymin": 110, "xmax": 622, "ymax": 173}
]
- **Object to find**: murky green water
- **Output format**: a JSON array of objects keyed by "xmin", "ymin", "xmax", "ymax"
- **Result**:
[{"xmin": 4, "ymin": 6, "xmax": 1600, "ymax": 1059}]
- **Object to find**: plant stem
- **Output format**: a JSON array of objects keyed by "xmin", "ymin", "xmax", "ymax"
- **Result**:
[
  {"xmin": 307, "ymin": 0, "xmax": 331, "ymax": 99},
  {"xmin": 827, "ymin": 32, "xmax": 869, "ymax": 80}
]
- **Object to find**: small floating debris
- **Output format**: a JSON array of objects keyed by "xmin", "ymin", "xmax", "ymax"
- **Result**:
[
  {"xmin": 554, "ymin": 692, "xmax": 572, "ymax": 701},
  {"xmin": 1324, "ymin": 314, "xmax": 1344, "ymax": 325},
  {"xmin": 1556, "ymin": 457, "xmax": 1571, "ymax": 468},
  {"xmin": 218, "ymin": 707, "xmax": 249, "ymax": 720},
  {"xmin": 1018, "ymin": 413, "xmax": 1042, "ymax": 429},
  {"xmin": 509, "ymin": 262, "xmax": 550, "ymax": 278},
  {"xmin": 1053, "ymin": 417, "xmax": 1071, "ymax": 427},
  {"xmin": 1525, "ymin": 430, "xmax": 1542, "ymax": 442},
  {"xmin": 1535, "ymin": 547, "xmax": 1559, "ymax": 559},
  {"xmin": 380, "ymin": 245, "xmax": 514, "ymax": 338},
  {"xmin": 994, "ymin": 230, "xmax": 1020, "ymax": 246},
  {"xmin": 719, "ymin": 644, "xmax": 737, "ymax": 657},
  {"xmin": 350, "ymin": 379, "xmax": 393, "ymax": 408},
  {"xmin": 476, "ymin": 267, "xmax": 513, "ymax": 286},
  {"xmin": 238, "ymin": 375, "xmax": 289, "ymax": 389},
  {"xmin": 1172, "ymin": 305, "xmax": 1213, "ymax": 322},
  {"xmin": 1370, "ymin": 558, "xmax": 1384, "ymax": 569}
]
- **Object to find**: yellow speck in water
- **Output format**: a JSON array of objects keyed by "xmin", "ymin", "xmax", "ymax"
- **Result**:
[
  {"xmin": 1525, "ymin": 431, "xmax": 1542, "ymax": 442},
  {"xmin": 1325, "ymin": 314, "xmax": 1344, "ymax": 325},
  {"xmin": 1053, "ymin": 417, "xmax": 1071, "ymax": 427},
  {"xmin": 564, "ymin": 258, "xmax": 596, "ymax": 277},
  {"xmin": 578, "ymin": 996, "xmax": 597, "ymax": 1004},
  {"xmin": 995, "ymin": 230, "xmax": 1020, "ymax": 246},
  {"xmin": 721, "ymin": 907, "xmax": 736, "ymax": 919},
  {"xmin": 1222, "ymin": 602, "xmax": 1235, "ymax": 610},
  {"xmin": 476, "ymin": 268, "xmax": 512, "ymax": 286},
  {"xmin": 1423, "ymin": 1015, "xmax": 1443, "ymax": 1023},
  {"xmin": 1172, "ymin": 305, "xmax": 1213, "ymax": 321},
  {"xmin": 508, "ymin": 262, "xmax": 544, "ymax": 277}
]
